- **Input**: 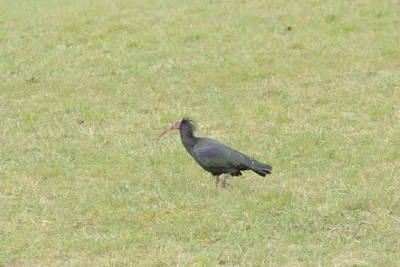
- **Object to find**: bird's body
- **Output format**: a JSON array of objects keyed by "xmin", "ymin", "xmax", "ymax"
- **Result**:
[
  {"xmin": 158, "ymin": 118, "xmax": 272, "ymax": 187},
  {"xmin": 185, "ymin": 137, "xmax": 271, "ymax": 177}
]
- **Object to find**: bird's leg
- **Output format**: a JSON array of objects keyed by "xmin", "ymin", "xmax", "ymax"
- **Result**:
[
  {"xmin": 221, "ymin": 173, "xmax": 231, "ymax": 188},
  {"xmin": 214, "ymin": 175, "xmax": 220, "ymax": 187}
]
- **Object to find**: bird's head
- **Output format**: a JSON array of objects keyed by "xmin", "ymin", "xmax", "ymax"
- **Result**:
[{"xmin": 157, "ymin": 118, "xmax": 196, "ymax": 142}]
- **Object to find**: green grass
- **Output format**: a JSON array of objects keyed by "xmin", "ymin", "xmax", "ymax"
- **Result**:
[{"xmin": 1, "ymin": 0, "xmax": 399, "ymax": 265}]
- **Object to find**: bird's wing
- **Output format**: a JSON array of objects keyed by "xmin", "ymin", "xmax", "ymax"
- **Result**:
[
  {"xmin": 193, "ymin": 145, "xmax": 232, "ymax": 169},
  {"xmin": 193, "ymin": 139, "xmax": 249, "ymax": 169}
]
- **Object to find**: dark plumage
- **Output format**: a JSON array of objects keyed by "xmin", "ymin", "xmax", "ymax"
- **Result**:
[{"xmin": 158, "ymin": 118, "xmax": 272, "ymax": 187}]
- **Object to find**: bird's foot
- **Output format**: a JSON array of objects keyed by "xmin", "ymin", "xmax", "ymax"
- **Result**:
[
  {"xmin": 214, "ymin": 175, "xmax": 220, "ymax": 187},
  {"xmin": 221, "ymin": 179, "xmax": 230, "ymax": 188},
  {"xmin": 221, "ymin": 173, "xmax": 231, "ymax": 188}
]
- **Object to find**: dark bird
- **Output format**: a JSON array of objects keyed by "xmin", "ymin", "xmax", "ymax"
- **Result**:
[{"xmin": 157, "ymin": 118, "xmax": 272, "ymax": 187}]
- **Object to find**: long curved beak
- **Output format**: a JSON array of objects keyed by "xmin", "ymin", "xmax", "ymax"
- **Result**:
[{"xmin": 157, "ymin": 120, "xmax": 181, "ymax": 142}]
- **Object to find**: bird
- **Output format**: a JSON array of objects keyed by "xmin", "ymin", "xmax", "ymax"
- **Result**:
[{"xmin": 157, "ymin": 118, "xmax": 272, "ymax": 187}]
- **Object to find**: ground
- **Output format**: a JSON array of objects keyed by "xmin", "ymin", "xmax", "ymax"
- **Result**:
[{"xmin": 1, "ymin": 0, "xmax": 399, "ymax": 265}]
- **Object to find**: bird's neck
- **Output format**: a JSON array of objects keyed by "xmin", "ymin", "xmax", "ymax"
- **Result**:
[{"xmin": 180, "ymin": 130, "xmax": 196, "ymax": 149}]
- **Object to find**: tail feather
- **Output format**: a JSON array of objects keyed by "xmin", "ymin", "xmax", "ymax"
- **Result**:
[
  {"xmin": 235, "ymin": 150, "xmax": 272, "ymax": 177},
  {"xmin": 250, "ymin": 159, "xmax": 272, "ymax": 177}
]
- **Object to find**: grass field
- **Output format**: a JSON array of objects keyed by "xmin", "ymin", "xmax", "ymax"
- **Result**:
[{"xmin": 1, "ymin": 0, "xmax": 400, "ymax": 265}]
